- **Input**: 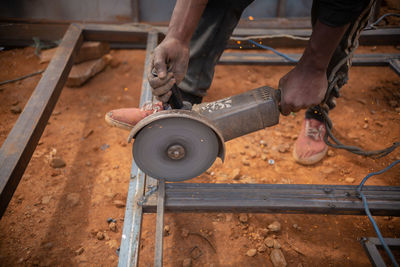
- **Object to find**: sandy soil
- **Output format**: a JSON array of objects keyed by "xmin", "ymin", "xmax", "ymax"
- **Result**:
[{"xmin": 0, "ymin": 44, "xmax": 399, "ymax": 266}]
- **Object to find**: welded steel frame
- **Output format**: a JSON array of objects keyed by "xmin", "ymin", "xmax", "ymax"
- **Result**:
[
  {"xmin": 0, "ymin": 24, "xmax": 399, "ymax": 267},
  {"xmin": 361, "ymin": 237, "xmax": 400, "ymax": 267}
]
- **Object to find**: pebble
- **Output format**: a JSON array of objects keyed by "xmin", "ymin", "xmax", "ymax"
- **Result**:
[
  {"xmin": 345, "ymin": 177, "xmax": 355, "ymax": 183},
  {"xmin": 50, "ymin": 157, "xmax": 66, "ymax": 168},
  {"xmin": 246, "ymin": 248, "xmax": 257, "ymax": 257},
  {"xmin": 321, "ymin": 167, "xmax": 335, "ymax": 175},
  {"xmin": 242, "ymin": 159, "xmax": 250, "ymax": 166},
  {"xmin": 41, "ymin": 196, "xmax": 51, "ymax": 205},
  {"xmin": 164, "ymin": 225, "xmax": 170, "ymax": 236},
  {"xmin": 273, "ymin": 239, "xmax": 281, "ymax": 249},
  {"xmin": 181, "ymin": 228, "xmax": 189, "ymax": 238},
  {"xmin": 232, "ymin": 168, "xmax": 241, "ymax": 180},
  {"xmin": 257, "ymin": 244, "xmax": 267, "ymax": 252},
  {"xmin": 265, "ymin": 237, "xmax": 274, "ymax": 248},
  {"xmin": 66, "ymin": 193, "xmax": 80, "ymax": 207},
  {"xmin": 261, "ymin": 155, "xmax": 268, "ymax": 161},
  {"xmin": 10, "ymin": 105, "xmax": 22, "ymax": 114},
  {"xmin": 42, "ymin": 242, "xmax": 53, "ymax": 250},
  {"xmin": 268, "ymin": 221, "xmax": 281, "ymax": 232},
  {"xmin": 327, "ymin": 150, "xmax": 335, "ymax": 157},
  {"xmin": 240, "ymin": 151, "xmax": 246, "ymax": 155},
  {"xmin": 249, "ymin": 151, "xmax": 257, "ymax": 158},
  {"xmin": 96, "ymin": 232, "xmax": 105, "ymax": 240},
  {"xmin": 75, "ymin": 247, "xmax": 85, "ymax": 255},
  {"xmin": 113, "ymin": 200, "xmax": 126, "ymax": 208},
  {"xmin": 260, "ymin": 140, "xmax": 267, "ymax": 146},
  {"xmin": 270, "ymin": 249, "xmax": 287, "ymax": 267},
  {"xmin": 278, "ymin": 144, "xmax": 290, "ymax": 153},
  {"xmin": 182, "ymin": 258, "xmax": 192, "ymax": 267},
  {"xmin": 109, "ymin": 222, "xmax": 117, "ymax": 232},
  {"xmin": 239, "ymin": 214, "xmax": 248, "ymax": 223},
  {"xmin": 244, "ymin": 145, "xmax": 250, "ymax": 149},
  {"xmin": 259, "ymin": 228, "xmax": 269, "ymax": 238}
]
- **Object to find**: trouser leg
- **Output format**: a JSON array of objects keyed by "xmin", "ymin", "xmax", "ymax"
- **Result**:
[
  {"xmin": 179, "ymin": 0, "xmax": 255, "ymax": 104},
  {"xmin": 305, "ymin": 0, "xmax": 376, "ymax": 121}
]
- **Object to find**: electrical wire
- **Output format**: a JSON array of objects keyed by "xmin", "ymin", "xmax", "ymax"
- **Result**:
[
  {"xmin": 357, "ymin": 160, "xmax": 400, "ymax": 267},
  {"xmin": 365, "ymin": 13, "xmax": 400, "ymax": 30},
  {"xmin": 247, "ymin": 39, "xmax": 298, "ymax": 63}
]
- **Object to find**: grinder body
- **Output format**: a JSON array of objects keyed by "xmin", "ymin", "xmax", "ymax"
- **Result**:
[{"xmin": 194, "ymin": 86, "xmax": 280, "ymax": 141}]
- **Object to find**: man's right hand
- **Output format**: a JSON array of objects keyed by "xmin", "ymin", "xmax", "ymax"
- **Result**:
[{"xmin": 147, "ymin": 37, "xmax": 190, "ymax": 103}]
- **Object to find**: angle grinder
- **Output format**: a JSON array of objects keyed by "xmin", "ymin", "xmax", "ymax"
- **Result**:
[{"xmin": 129, "ymin": 84, "xmax": 280, "ymax": 181}]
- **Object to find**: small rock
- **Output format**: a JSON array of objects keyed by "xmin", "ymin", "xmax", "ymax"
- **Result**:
[
  {"xmin": 345, "ymin": 177, "xmax": 355, "ymax": 183},
  {"xmin": 261, "ymin": 155, "xmax": 268, "ymax": 161},
  {"xmin": 246, "ymin": 248, "xmax": 257, "ymax": 257},
  {"xmin": 240, "ymin": 151, "xmax": 246, "ymax": 155},
  {"xmin": 96, "ymin": 231, "xmax": 105, "ymax": 240},
  {"xmin": 164, "ymin": 225, "xmax": 170, "ymax": 236},
  {"xmin": 42, "ymin": 242, "xmax": 53, "ymax": 250},
  {"xmin": 109, "ymin": 222, "xmax": 117, "ymax": 232},
  {"xmin": 268, "ymin": 221, "xmax": 281, "ymax": 232},
  {"xmin": 50, "ymin": 157, "xmax": 66, "ymax": 168},
  {"xmin": 278, "ymin": 144, "xmax": 290, "ymax": 153},
  {"xmin": 321, "ymin": 167, "xmax": 335, "ymax": 175},
  {"xmin": 113, "ymin": 200, "xmax": 126, "ymax": 208},
  {"xmin": 181, "ymin": 228, "xmax": 189, "ymax": 238},
  {"xmin": 244, "ymin": 145, "xmax": 250, "ymax": 149},
  {"xmin": 273, "ymin": 239, "xmax": 281, "ymax": 249},
  {"xmin": 41, "ymin": 196, "xmax": 51, "ymax": 205},
  {"xmin": 182, "ymin": 258, "xmax": 192, "ymax": 267},
  {"xmin": 232, "ymin": 168, "xmax": 241, "ymax": 180},
  {"xmin": 260, "ymin": 140, "xmax": 267, "ymax": 147},
  {"xmin": 242, "ymin": 160, "xmax": 250, "ymax": 166},
  {"xmin": 66, "ymin": 193, "xmax": 80, "ymax": 207},
  {"xmin": 259, "ymin": 228, "xmax": 269, "ymax": 238},
  {"xmin": 270, "ymin": 249, "xmax": 287, "ymax": 267},
  {"xmin": 363, "ymin": 123, "xmax": 369, "ymax": 129},
  {"xmin": 265, "ymin": 237, "xmax": 274, "ymax": 248},
  {"xmin": 249, "ymin": 151, "xmax": 257, "ymax": 158},
  {"xmin": 257, "ymin": 244, "xmax": 267, "ymax": 253},
  {"xmin": 239, "ymin": 214, "xmax": 248, "ymax": 223},
  {"xmin": 10, "ymin": 105, "xmax": 22, "ymax": 114},
  {"xmin": 67, "ymin": 57, "xmax": 107, "ymax": 87},
  {"xmin": 75, "ymin": 247, "xmax": 84, "ymax": 255},
  {"xmin": 327, "ymin": 150, "xmax": 335, "ymax": 157},
  {"xmin": 12, "ymin": 100, "xmax": 19, "ymax": 106}
]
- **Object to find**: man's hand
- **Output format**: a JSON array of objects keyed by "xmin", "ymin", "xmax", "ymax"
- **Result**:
[
  {"xmin": 278, "ymin": 20, "xmax": 349, "ymax": 115},
  {"xmin": 147, "ymin": 38, "xmax": 189, "ymax": 102},
  {"xmin": 278, "ymin": 64, "xmax": 327, "ymax": 116}
]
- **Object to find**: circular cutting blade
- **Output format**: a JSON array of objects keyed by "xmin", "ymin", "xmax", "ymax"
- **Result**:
[{"xmin": 132, "ymin": 117, "xmax": 219, "ymax": 181}]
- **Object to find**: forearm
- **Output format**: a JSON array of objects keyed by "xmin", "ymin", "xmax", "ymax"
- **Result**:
[
  {"xmin": 166, "ymin": 0, "xmax": 208, "ymax": 45},
  {"xmin": 299, "ymin": 20, "xmax": 349, "ymax": 71}
]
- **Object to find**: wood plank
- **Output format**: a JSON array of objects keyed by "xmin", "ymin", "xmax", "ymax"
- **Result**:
[{"xmin": 0, "ymin": 24, "xmax": 83, "ymax": 218}]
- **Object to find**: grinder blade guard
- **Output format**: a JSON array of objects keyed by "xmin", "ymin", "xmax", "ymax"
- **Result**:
[{"xmin": 129, "ymin": 86, "xmax": 280, "ymax": 181}]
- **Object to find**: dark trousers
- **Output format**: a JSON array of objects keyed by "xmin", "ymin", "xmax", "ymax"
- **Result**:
[{"xmin": 179, "ymin": 0, "xmax": 376, "ymax": 120}]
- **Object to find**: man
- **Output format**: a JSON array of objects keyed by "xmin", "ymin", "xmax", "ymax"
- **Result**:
[{"xmin": 105, "ymin": 0, "xmax": 375, "ymax": 165}]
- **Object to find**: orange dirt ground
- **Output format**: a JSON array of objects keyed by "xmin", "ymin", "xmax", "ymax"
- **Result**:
[{"xmin": 0, "ymin": 44, "xmax": 399, "ymax": 266}]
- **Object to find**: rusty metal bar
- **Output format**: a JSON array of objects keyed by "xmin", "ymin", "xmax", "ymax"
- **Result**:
[
  {"xmin": 0, "ymin": 24, "xmax": 83, "ymax": 218},
  {"xmin": 154, "ymin": 180, "xmax": 165, "ymax": 267}
]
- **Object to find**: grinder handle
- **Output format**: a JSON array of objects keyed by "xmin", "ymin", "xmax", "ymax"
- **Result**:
[
  {"xmin": 151, "ymin": 68, "xmax": 184, "ymax": 109},
  {"xmin": 168, "ymin": 84, "xmax": 184, "ymax": 109}
]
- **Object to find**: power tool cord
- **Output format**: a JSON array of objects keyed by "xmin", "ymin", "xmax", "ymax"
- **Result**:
[{"xmin": 357, "ymin": 160, "xmax": 400, "ymax": 267}]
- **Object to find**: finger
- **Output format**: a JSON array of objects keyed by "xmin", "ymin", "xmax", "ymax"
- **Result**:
[
  {"xmin": 148, "ymin": 72, "xmax": 174, "ymax": 89},
  {"xmin": 152, "ymin": 78, "xmax": 176, "ymax": 97},
  {"xmin": 153, "ymin": 50, "xmax": 168, "ymax": 79},
  {"xmin": 156, "ymin": 91, "xmax": 172, "ymax": 103}
]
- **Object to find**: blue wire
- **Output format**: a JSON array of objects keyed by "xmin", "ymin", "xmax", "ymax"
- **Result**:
[
  {"xmin": 248, "ymin": 39, "xmax": 298, "ymax": 63},
  {"xmin": 357, "ymin": 160, "xmax": 400, "ymax": 267}
]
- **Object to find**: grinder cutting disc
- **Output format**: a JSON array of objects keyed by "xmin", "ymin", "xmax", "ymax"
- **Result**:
[{"xmin": 132, "ymin": 117, "xmax": 219, "ymax": 181}]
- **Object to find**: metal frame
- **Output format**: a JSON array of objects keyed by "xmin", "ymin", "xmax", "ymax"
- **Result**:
[
  {"xmin": 0, "ymin": 23, "xmax": 399, "ymax": 266},
  {"xmin": 361, "ymin": 237, "xmax": 400, "ymax": 267}
]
